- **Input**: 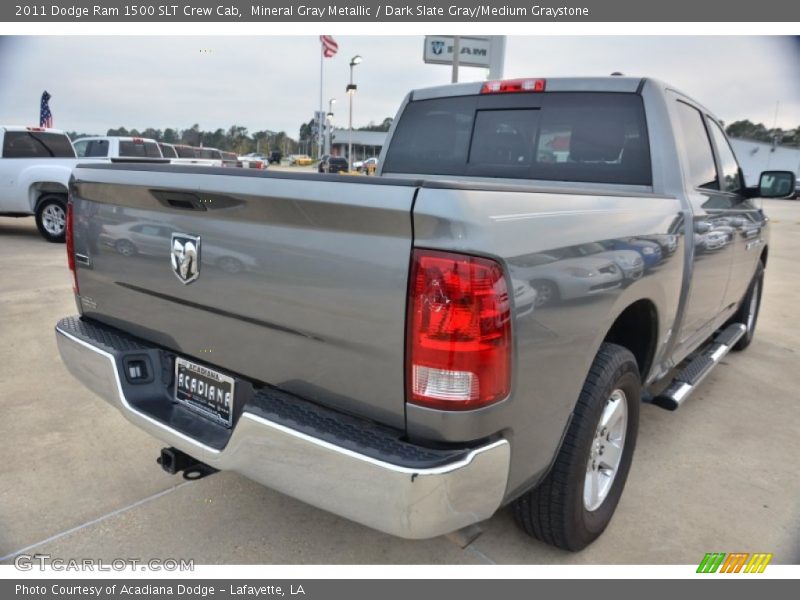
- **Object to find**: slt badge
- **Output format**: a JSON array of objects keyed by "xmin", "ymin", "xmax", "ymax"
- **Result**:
[{"xmin": 171, "ymin": 233, "xmax": 201, "ymax": 284}]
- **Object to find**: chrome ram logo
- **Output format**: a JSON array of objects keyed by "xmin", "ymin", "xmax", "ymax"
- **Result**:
[{"xmin": 170, "ymin": 233, "xmax": 201, "ymax": 284}]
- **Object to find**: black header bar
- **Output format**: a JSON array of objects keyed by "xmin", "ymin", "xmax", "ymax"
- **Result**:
[{"xmin": 4, "ymin": 0, "xmax": 800, "ymax": 22}]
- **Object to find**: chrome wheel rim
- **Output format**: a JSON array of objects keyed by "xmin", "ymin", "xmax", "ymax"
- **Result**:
[
  {"xmin": 746, "ymin": 280, "xmax": 759, "ymax": 333},
  {"xmin": 584, "ymin": 389, "xmax": 627, "ymax": 511},
  {"xmin": 42, "ymin": 204, "xmax": 65, "ymax": 236}
]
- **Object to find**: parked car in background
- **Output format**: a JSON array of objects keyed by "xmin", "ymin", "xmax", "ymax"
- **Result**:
[
  {"xmin": 318, "ymin": 155, "xmax": 349, "ymax": 173},
  {"xmin": 268, "ymin": 151, "xmax": 282, "ymax": 165},
  {"xmin": 237, "ymin": 155, "xmax": 266, "ymax": 169},
  {"xmin": 510, "ymin": 252, "xmax": 623, "ymax": 307},
  {"xmin": 0, "ymin": 126, "xmax": 93, "ymax": 241},
  {"xmin": 568, "ymin": 242, "xmax": 645, "ymax": 283},
  {"xmin": 73, "ymin": 136, "xmax": 164, "ymax": 160},
  {"xmin": 167, "ymin": 144, "xmax": 220, "ymax": 167},
  {"xmin": 604, "ymin": 238, "xmax": 663, "ymax": 270},
  {"xmin": 354, "ymin": 157, "xmax": 379, "ymax": 174},
  {"xmin": 220, "ymin": 151, "xmax": 240, "ymax": 167},
  {"xmin": 193, "ymin": 147, "xmax": 225, "ymax": 167},
  {"xmin": 289, "ymin": 154, "xmax": 313, "ymax": 166}
]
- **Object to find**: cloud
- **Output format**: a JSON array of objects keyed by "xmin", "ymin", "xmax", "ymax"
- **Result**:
[{"xmin": 0, "ymin": 35, "xmax": 797, "ymax": 136}]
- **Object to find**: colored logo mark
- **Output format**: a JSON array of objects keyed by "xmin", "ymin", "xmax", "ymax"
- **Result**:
[{"xmin": 697, "ymin": 552, "xmax": 773, "ymax": 573}]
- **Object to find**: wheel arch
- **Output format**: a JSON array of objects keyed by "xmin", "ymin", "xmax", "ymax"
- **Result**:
[
  {"xmin": 29, "ymin": 182, "xmax": 69, "ymax": 212},
  {"xmin": 602, "ymin": 298, "xmax": 659, "ymax": 382}
]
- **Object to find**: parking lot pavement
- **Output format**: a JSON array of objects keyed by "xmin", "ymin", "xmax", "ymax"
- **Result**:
[{"xmin": 1, "ymin": 200, "xmax": 799, "ymax": 565}]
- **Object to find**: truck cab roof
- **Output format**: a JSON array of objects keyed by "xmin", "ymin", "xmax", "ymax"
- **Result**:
[{"xmin": 1, "ymin": 125, "xmax": 69, "ymax": 135}]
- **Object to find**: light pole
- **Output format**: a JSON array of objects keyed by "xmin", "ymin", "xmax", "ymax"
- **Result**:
[
  {"xmin": 347, "ymin": 55, "xmax": 362, "ymax": 171},
  {"xmin": 326, "ymin": 97, "xmax": 336, "ymax": 155}
]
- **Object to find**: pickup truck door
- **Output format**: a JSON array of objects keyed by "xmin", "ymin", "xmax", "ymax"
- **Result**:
[
  {"xmin": 704, "ymin": 117, "xmax": 767, "ymax": 311},
  {"xmin": 671, "ymin": 98, "xmax": 735, "ymax": 346}
]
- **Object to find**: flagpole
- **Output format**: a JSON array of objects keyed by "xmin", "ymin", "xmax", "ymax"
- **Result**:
[{"xmin": 318, "ymin": 39, "xmax": 324, "ymax": 160}]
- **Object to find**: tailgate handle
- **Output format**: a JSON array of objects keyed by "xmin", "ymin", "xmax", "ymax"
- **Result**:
[
  {"xmin": 151, "ymin": 190, "xmax": 208, "ymax": 211},
  {"xmin": 167, "ymin": 198, "xmax": 204, "ymax": 210},
  {"xmin": 151, "ymin": 190, "xmax": 244, "ymax": 211}
]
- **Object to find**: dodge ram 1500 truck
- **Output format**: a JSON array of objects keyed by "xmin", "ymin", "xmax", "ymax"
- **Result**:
[{"xmin": 55, "ymin": 77, "xmax": 795, "ymax": 550}]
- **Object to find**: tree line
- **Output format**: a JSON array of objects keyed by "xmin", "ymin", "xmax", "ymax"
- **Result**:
[
  {"xmin": 65, "ymin": 117, "xmax": 394, "ymax": 157},
  {"xmin": 725, "ymin": 120, "xmax": 799, "ymax": 147}
]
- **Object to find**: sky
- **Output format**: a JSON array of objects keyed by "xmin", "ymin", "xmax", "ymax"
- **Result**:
[{"xmin": 0, "ymin": 35, "xmax": 798, "ymax": 138}]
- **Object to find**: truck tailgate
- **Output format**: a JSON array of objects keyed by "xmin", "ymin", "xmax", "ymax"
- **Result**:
[{"xmin": 70, "ymin": 164, "xmax": 417, "ymax": 428}]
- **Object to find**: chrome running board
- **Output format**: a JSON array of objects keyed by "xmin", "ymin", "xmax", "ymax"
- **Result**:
[{"xmin": 652, "ymin": 323, "xmax": 747, "ymax": 411}]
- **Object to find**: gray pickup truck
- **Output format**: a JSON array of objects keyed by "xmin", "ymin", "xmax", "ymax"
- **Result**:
[{"xmin": 56, "ymin": 77, "xmax": 795, "ymax": 551}]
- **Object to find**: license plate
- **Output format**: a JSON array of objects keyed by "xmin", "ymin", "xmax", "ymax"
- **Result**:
[{"xmin": 174, "ymin": 357, "xmax": 235, "ymax": 427}]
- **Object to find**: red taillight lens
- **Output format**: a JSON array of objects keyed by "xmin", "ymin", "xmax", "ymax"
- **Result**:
[
  {"xmin": 480, "ymin": 78, "xmax": 546, "ymax": 94},
  {"xmin": 407, "ymin": 249, "xmax": 511, "ymax": 410},
  {"xmin": 66, "ymin": 200, "xmax": 78, "ymax": 294}
]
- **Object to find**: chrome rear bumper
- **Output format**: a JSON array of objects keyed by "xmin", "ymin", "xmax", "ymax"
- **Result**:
[{"xmin": 56, "ymin": 318, "xmax": 510, "ymax": 539}]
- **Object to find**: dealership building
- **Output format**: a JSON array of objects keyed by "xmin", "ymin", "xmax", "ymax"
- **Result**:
[
  {"xmin": 730, "ymin": 138, "xmax": 800, "ymax": 186},
  {"xmin": 329, "ymin": 129, "xmax": 387, "ymax": 162}
]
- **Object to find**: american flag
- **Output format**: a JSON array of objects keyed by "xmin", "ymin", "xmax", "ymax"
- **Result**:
[
  {"xmin": 320, "ymin": 35, "xmax": 338, "ymax": 58},
  {"xmin": 40, "ymin": 90, "xmax": 53, "ymax": 128}
]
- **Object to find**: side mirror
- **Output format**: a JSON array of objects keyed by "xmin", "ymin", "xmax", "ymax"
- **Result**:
[{"xmin": 758, "ymin": 171, "xmax": 796, "ymax": 198}]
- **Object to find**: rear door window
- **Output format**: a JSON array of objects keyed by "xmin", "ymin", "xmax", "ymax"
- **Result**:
[
  {"xmin": 119, "ymin": 141, "xmax": 162, "ymax": 158},
  {"xmin": 175, "ymin": 146, "xmax": 196, "ymax": 158},
  {"xmin": 674, "ymin": 101, "xmax": 718, "ymax": 190},
  {"xmin": 707, "ymin": 119, "xmax": 742, "ymax": 194},
  {"xmin": 159, "ymin": 144, "xmax": 178, "ymax": 159},
  {"xmin": 383, "ymin": 92, "xmax": 652, "ymax": 185},
  {"xmin": 2, "ymin": 131, "xmax": 75, "ymax": 158},
  {"xmin": 83, "ymin": 140, "xmax": 109, "ymax": 157}
]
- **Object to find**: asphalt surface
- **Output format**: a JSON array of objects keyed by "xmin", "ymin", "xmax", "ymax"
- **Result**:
[{"xmin": 1, "ymin": 198, "xmax": 799, "ymax": 565}]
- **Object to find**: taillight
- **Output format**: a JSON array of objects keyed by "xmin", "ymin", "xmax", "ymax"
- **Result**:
[
  {"xmin": 480, "ymin": 78, "xmax": 546, "ymax": 94},
  {"xmin": 407, "ymin": 249, "xmax": 511, "ymax": 410},
  {"xmin": 66, "ymin": 199, "xmax": 78, "ymax": 294}
]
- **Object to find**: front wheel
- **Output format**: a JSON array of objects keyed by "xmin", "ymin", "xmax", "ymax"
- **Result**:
[
  {"xmin": 35, "ymin": 195, "xmax": 67, "ymax": 243},
  {"xmin": 512, "ymin": 343, "xmax": 640, "ymax": 551}
]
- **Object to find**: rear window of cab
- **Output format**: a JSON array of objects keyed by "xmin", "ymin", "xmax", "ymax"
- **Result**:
[
  {"xmin": 2, "ymin": 131, "xmax": 76, "ymax": 158},
  {"xmin": 382, "ymin": 92, "xmax": 652, "ymax": 186}
]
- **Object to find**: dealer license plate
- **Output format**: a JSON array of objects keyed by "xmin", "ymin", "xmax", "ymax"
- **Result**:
[{"xmin": 174, "ymin": 357, "xmax": 235, "ymax": 427}]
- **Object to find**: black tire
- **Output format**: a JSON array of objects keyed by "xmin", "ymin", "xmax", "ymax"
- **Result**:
[
  {"xmin": 532, "ymin": 280, "xmax": 559, "ymax": 307},
  {"xmin": 512, "ymin": 343, "xmax": 640, "ymax": 551},
  {"xmin": 730, "ymin": 261, "xmax": 764, "ymax": 351},
  {"xmin": 34, "ymin": 195, "xmax": 67, "ymax": 243}
]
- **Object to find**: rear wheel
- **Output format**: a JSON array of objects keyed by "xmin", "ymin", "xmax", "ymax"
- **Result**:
[
  {"xmin": 512, "ymin": 343, "xmax": 640, "ymax": 551},
  {"xmin": 115, "ymin": 239, "xmax": 137, "ymax": 257},
  {"xmin": 730, "ymin": 261, "xmax": 764, "ymax": 351},
  {"xmin": 532, "ymin": 280, "xmax": 559, "ymax": 307},
  {"xmin": 35, "ymin": 195, "xmax": 67, "ymax": 243}
]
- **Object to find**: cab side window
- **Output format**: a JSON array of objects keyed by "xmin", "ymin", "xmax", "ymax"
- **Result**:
[
  {"xmin": 707, "ymin": 120, "xmax": 742, "ymax": 194},
  {"xmin": 675, "ymin": 101, "xmax": 718, "ymax": 190}
]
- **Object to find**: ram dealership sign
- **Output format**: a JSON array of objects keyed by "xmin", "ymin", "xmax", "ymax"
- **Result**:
[{"xmin": 423, "ymin": 36, "xmax": 491, "ymax": 68}]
